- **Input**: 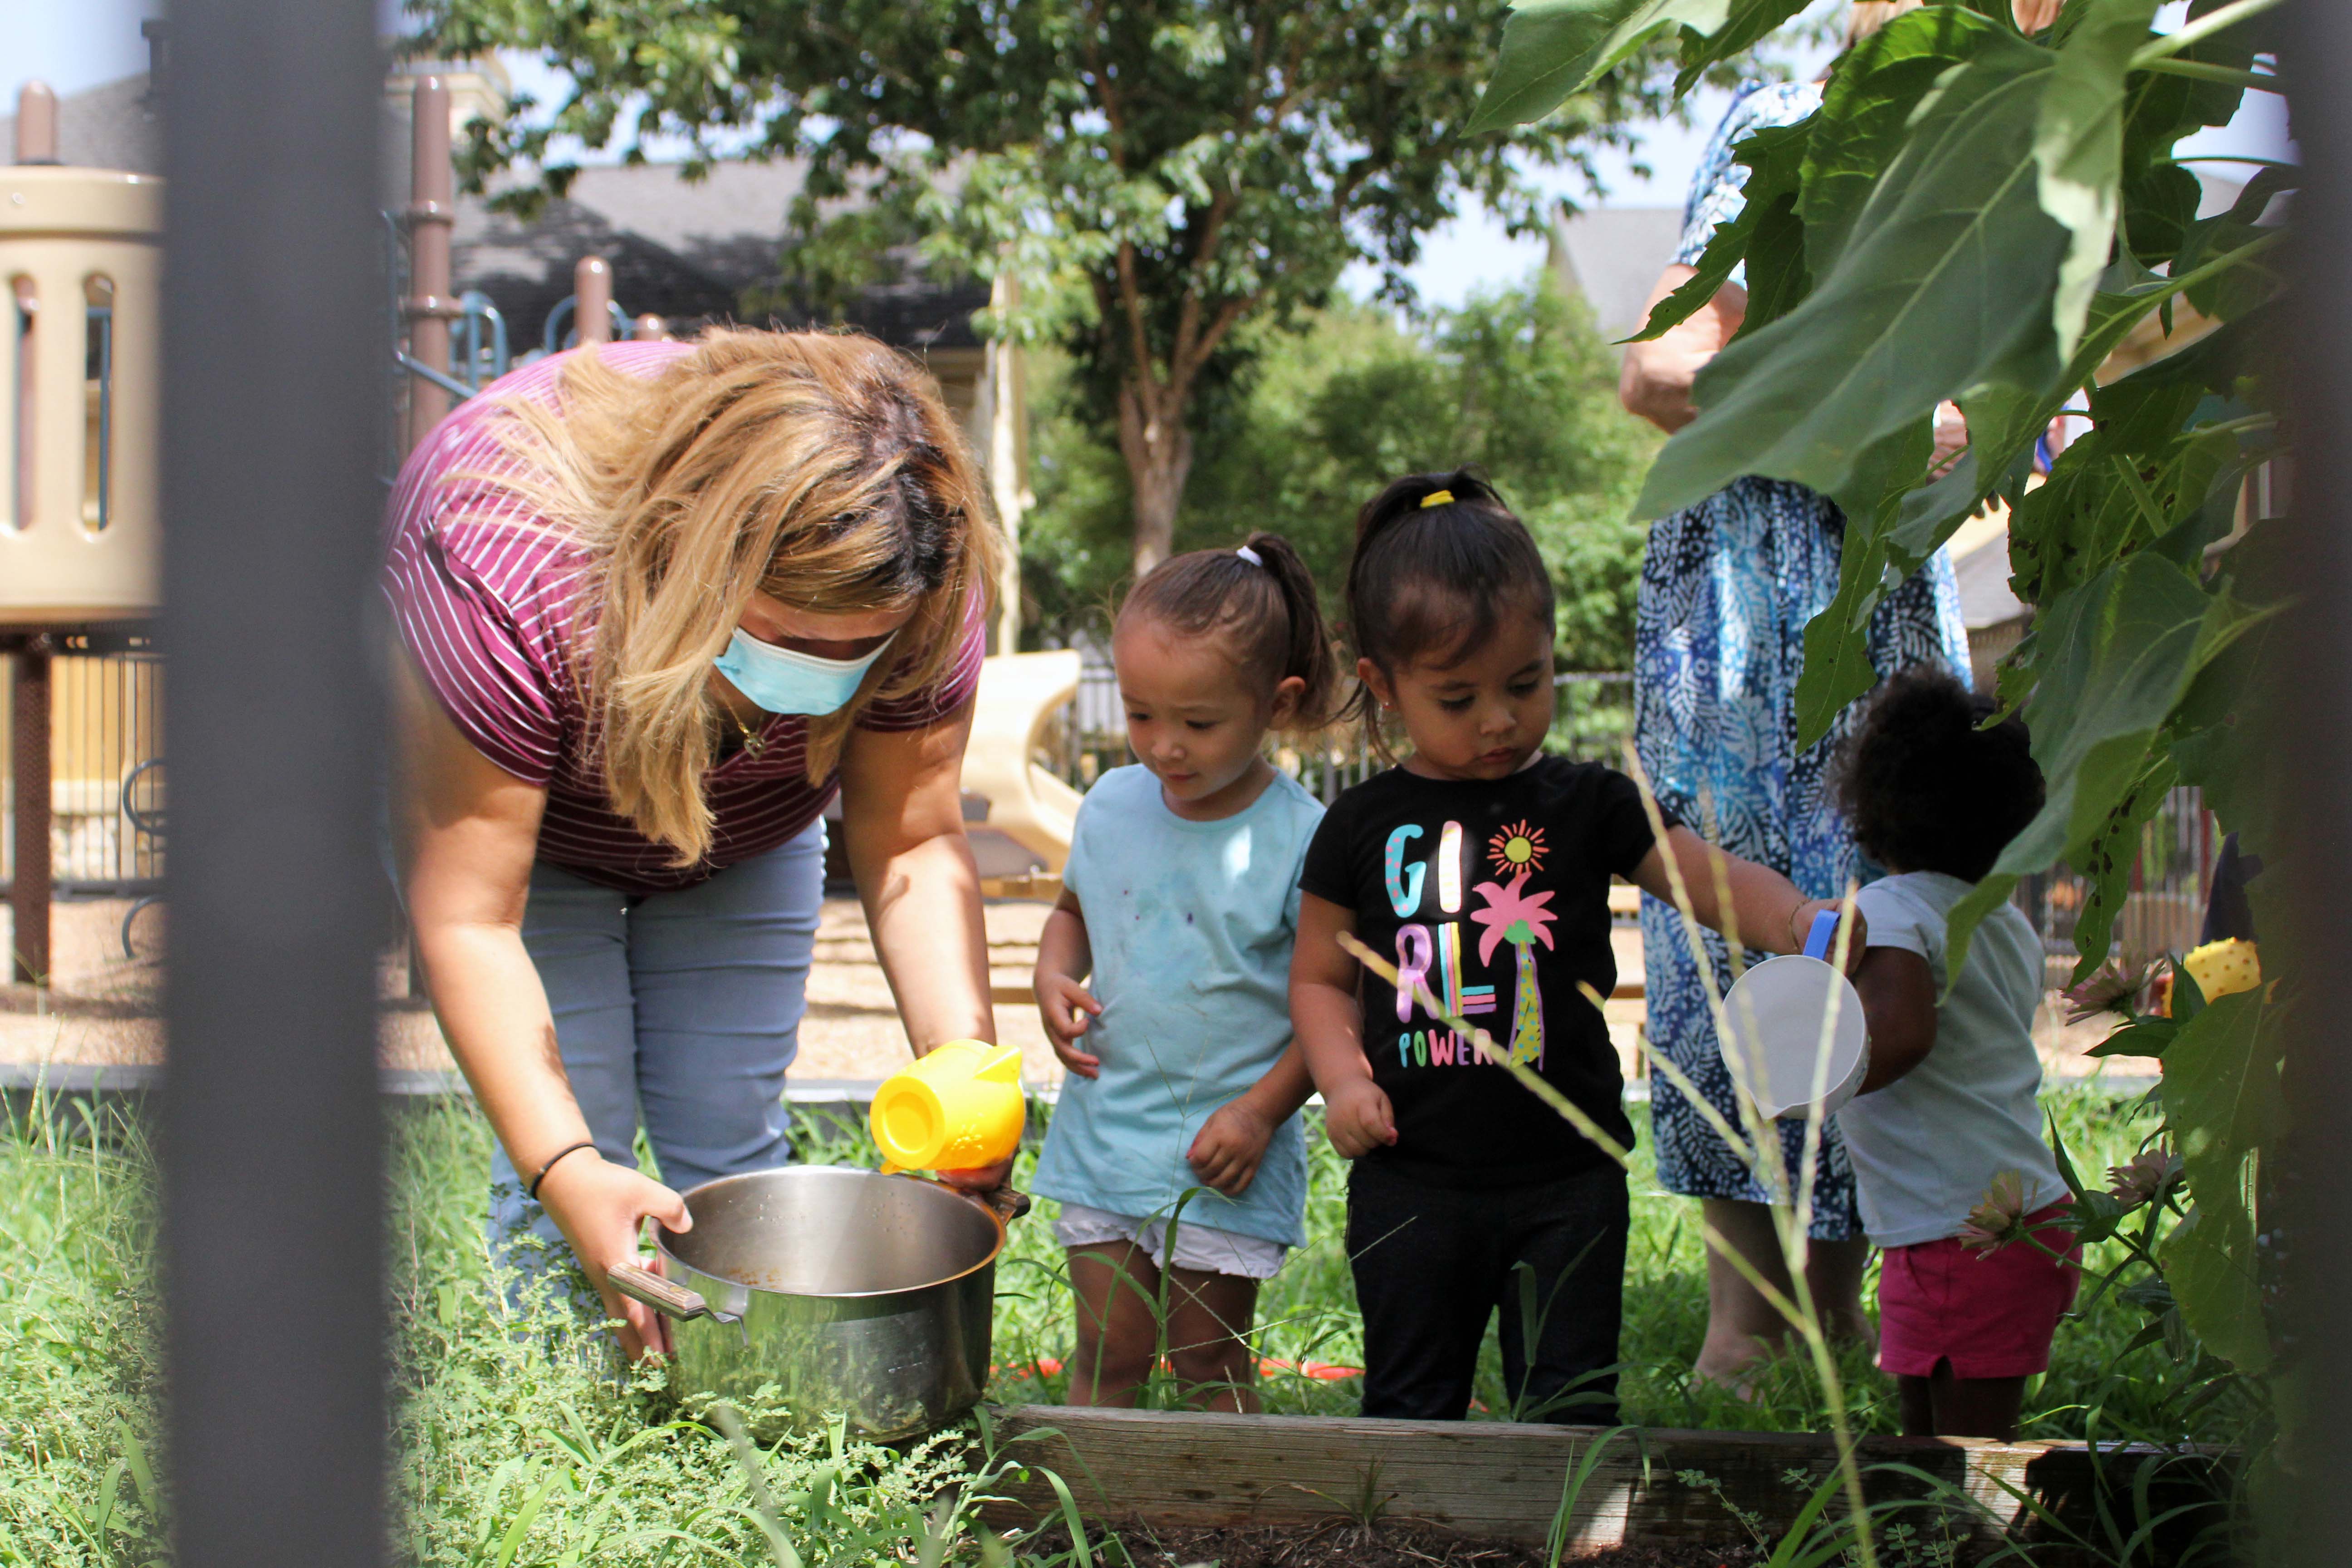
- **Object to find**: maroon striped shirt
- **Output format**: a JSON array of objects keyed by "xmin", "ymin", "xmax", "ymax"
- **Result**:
[{"xmin": 382, "ymin": 343, "xmax": 984, "ymax": 895}]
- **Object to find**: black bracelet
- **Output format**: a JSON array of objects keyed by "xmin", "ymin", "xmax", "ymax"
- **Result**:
[{"xmin": 527, "ymin": 1140, "xmax": 599, "ymax": 1201}]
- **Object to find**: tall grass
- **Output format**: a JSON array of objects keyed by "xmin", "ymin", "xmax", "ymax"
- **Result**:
[
  {"xmin": 0, "ymin": 1076, "xmax": 2238, "ymax": 1566},
  {"xmin": 0, "ymin": 1099, "xmax": 165, "ymax": 1565}
]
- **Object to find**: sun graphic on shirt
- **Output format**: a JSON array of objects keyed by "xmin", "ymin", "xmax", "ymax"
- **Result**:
[{"xmin": 1487, "ymin": 820, "xmax": 1547, "ymax": 877}]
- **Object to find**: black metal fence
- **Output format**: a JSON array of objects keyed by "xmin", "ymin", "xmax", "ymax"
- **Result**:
[
  {"xmin": 0, "ymin": 643, "xmax": 164, "ymax": 897},
  {"xmin": 1038, "ymin": 651, "xmax": 2218, "ymax": 968},
  {"xmin": 1035, "ymin": 650, "xmax": 1640, "ymax": 805}
]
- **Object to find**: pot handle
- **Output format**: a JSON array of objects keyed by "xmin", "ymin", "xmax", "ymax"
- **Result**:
[
  {"xmin": 608, "ymin": 1261, "xmax": 715, "ymax": 1322},
  {"xmin": 978, "ymin": 1184, "xmax": 1032, "ymax": 1223}
]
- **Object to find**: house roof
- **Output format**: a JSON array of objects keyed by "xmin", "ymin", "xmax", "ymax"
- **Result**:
[
  {"xmin": 1549, "ymin": 207, "xmax": 1685, "ymax": 342},
  {"xmin": 451, "ymin": 160, "xmax": 988, "ymax": 353},
  {"xmin": 0, "ymin": 75, "xmax": 163, "ymax": 174},
  {"xmin": 3, "ymin": 71, "xmax": 986, "ymax": 354}
]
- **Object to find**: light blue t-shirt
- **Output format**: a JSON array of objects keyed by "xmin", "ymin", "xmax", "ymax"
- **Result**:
[
  {"xmin": 1031, "ymin": 764, "xmax": 1323, "ymax": 1247},
  {"xmin": 1835, "ymin": 871, "xmax": 2067, "ymax": 1249}
]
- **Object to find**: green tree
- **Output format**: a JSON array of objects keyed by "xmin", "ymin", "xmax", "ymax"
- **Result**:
[
  {"xmin": 1019, "ymin": 275, "xmax": 1657, "ymax": 670},
  {"xmin": 405, "ymin": 0, "xmax": 1722, "ymax": 573}
]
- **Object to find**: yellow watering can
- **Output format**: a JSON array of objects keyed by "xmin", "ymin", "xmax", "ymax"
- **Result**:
[{"xmin": 869, "ymin": 1039, "xmax": 1026, "ymax": 1174}]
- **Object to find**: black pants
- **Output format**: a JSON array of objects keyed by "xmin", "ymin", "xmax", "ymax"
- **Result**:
[{"xmin": 1345, "ymin": 1159, "xmax": 1628, "ymax": 1424}]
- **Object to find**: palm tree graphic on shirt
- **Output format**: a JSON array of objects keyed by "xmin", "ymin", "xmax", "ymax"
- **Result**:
[{"xmin": 1469, "ymin": 871, "xmax": 1556, "ymax": 1069}]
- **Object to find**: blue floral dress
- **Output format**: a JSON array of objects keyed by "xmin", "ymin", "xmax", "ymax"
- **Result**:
[{"xmin": 1634, "ymin": 83, "xmax": 1971, "ymax": 1240}]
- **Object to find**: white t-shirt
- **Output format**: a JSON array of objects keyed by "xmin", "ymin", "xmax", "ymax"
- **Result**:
[{"xmin": 1835, "ymin": 872, "xmax": 2066, "ymax": 1248}]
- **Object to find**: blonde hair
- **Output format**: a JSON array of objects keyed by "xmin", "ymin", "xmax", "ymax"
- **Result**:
[{"xmin": 472, "ymin": 328, "xmax": 1000, "ymax": 865}]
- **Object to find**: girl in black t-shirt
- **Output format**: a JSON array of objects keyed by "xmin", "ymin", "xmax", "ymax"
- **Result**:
[{"xmin": 1291, "ymin": 469, "xmax": 1862, "ymax": 1424}]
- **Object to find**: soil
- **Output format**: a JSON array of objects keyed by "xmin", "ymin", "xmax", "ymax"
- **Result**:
[{"xmin": 1024, "ymin": 1517, "xmax": 1760, "ymax": 1568}]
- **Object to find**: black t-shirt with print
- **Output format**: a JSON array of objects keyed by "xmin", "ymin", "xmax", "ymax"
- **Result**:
[{"xmin": 1299, "ymin": 756, "xmax": 1677, "ymax": 1189}]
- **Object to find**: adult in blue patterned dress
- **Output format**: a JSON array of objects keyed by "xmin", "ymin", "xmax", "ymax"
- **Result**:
[{"xmin": 1618, "ymin": 3, "xmax": 1977, "ymax": 1386}]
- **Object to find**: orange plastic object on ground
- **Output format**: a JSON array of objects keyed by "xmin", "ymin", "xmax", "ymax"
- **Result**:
[
  {"xmin": 870, "ymin": 1039, "xmax": 1026, "ymax": 1172},
  {"xmin": 1002, "ymin": 1355, "xmax": 1362, "ymax": 1383}
]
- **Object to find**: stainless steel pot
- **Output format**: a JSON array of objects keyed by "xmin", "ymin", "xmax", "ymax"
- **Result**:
[{"xmin": 608, "ymin": 1166, "xmax": 1025, "ymax": 1441}]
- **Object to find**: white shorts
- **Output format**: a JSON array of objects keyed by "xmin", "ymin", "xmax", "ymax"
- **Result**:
[{"xmin": 1052, "ymin": 1201, "xmax": 1289, "ymax": 1281}]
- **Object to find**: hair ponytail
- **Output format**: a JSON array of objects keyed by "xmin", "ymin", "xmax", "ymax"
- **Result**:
[
  {"xmin": 1117, "ymin": 531, "xmax": 1337, "ymax": 733},
  {"xmin": 1236, "ymin": 531, "xmax": 1339, "ymax": 731}
]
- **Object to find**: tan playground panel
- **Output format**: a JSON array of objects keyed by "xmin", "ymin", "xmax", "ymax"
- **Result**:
[{"xmin": 0, "ymin": 164, "xmax": 162, "ymax": 624}]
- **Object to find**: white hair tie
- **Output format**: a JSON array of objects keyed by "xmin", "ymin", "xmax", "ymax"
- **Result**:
[{"xmin": 1235, "ymin": 545, "xmax": 1264, "ymax": 567}]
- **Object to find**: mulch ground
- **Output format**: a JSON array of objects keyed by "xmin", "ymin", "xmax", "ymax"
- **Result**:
[{"xmin": 1025, "ymin": 1516, "xmax": 1760, "ymax": 1567}]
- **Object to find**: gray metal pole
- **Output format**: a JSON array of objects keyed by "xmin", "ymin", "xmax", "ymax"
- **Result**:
[
  {"xmin": 160, "ymin": 4, "xmax": 388, "ymax": 1566},
  {"xmin": 2275, "ymin": 3, "xmax": 2352, "ymax": 1564}
]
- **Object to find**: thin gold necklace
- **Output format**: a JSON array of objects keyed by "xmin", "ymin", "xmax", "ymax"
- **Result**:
[{"xmin": 723, "ymin": 703, "xmax": 767, "ymax": 759}]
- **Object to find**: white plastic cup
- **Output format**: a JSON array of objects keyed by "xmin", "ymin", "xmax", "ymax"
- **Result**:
[{"xmin": 1717, "ymin": 911, "xmax": 1870, "ymax": 1121}]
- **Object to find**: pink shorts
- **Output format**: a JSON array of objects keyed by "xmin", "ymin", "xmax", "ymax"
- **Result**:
[{"xmin": 1877, "ymin": 1205, "xmax": 2081, "ymax": 1380}]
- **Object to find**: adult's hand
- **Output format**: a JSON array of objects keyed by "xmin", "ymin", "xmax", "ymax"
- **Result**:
[
  {"xmin": 533, "ymin": 1149, "xmax": 693, "ymax": 1360},
  {"xmin": 1620, "ymin": 265, "xmax": 1748, "ymax": 435},
  {"xmin": 934, "ymin": 1157, "xmax": 1017, "ymax": 1194}
]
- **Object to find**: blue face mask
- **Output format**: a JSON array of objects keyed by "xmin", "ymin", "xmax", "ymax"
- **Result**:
[{"xmin": 714, "ymin": 627, "xmax": 896, "ymax": 716}]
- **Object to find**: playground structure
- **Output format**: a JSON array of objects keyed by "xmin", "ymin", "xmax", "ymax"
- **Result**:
[
  {"xmin": 965, "ymin": 650, "xmax": 1083, "ymax": 898},
  {"xmin": 1, "ymin": 82, "xmax": 164, "ymax": 985},
  {"xmin": 0, "ymin": 73, "xmax": 1067, "ymax": 991}
]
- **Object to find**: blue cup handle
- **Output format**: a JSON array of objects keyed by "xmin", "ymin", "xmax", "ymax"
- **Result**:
[{"xmin": 1803, "ymin": 909, "xmax": 1842, "ymax": 961}]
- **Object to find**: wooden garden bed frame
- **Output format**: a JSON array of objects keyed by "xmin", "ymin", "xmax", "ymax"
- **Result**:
[{"xmin": 981, "ymin": 1406, "xmax": 2230, "ymax": 1565}]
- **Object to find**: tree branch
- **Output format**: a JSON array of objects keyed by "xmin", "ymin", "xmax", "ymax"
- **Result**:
[{"xmin": 1115, "ymin": 240, "xmax": 1158, "ymax": 392}]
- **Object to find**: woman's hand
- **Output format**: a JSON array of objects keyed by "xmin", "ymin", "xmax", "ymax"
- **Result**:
[
  {"xmin": 1036, "ymin": 974, "xmax": 1104, "ymax": 1077},
  {"xmin": 1188, "ymin": 1099, "xmax": 1278, "ymax": 1196},
  {"xmin": 1323, "ymin": 1079, "xmax": 1398, "ymax": 1160},
  {"xmin": 934, "ymin": 1157, "xmax": 1017, "ymax": 1193},
  {"xmin": 533, "ymin": 1151, "xmax": 693, "ymax": 1360},
  {"xmin": 1620, "ymin": 266, "xmax": 1747, "ymax": 434}
]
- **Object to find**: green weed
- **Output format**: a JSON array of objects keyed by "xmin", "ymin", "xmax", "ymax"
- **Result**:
[{"xmin": 0, "ymin": 1075, "xmax": 2239, "ymax": 1565}]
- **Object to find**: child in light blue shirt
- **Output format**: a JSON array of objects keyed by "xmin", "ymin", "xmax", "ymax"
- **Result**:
[{"xmin": 1030, "ymin": 532, "xmax": 1334, "ymax": 1412}]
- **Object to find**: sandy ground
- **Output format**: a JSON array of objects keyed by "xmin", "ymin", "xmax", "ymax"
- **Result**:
[{"xmin": 0, "ymin": 896, "xmax": 2155, "ymax": 1084}]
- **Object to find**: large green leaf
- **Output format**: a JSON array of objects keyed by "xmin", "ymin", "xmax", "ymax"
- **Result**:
[
  {"xmin": 2164, "ymin": 1203, "xmax": 2267, "ymax": 1373},
  {"xmin": 1798, "ymin": 4, "xmax": 2013, "ymax": 277},
  {"xmin": 2159, "ymin": 990, "xmax": 2279, "ymax": 1373},
  {"xmin": 1672, "ymin": 0, "xmax": 1811, "ymax": 95},
  {"xmin": 1788, "ymin": 419, "xmax": 1936, "ymax": 743},
  {"xmin": 2168, "ymin": 604, "xmax": 2279, "ymax": 856},
  {"xmin": 2060, "ymin": 753, "xmax": 2177, "ymax": 979},
  {"xmin": 1632, "ymin": 29, "xmax": 2065, "ymax": 522},
  {"xmin": 1736, "ymin": 142, "xmax": 1815, "ymax": 338},
  {"xmin": 1467, "ymin": 0, "xmax": 1729, "ymax": 134},
  {"xmin": 2032, "ymin": 0, "xmax": 2161, "ymax": 355},
  {"xmin": 1886, "ymin": 272, "xmax": 2264, "ymax": 581},
  {"xmin": 1939, "ymin": 553, "xmax": 2215, "ymax": 985},
  {"xmin": 1625, "ymin": 119, "xmax": 1811, "ymax": 344}
]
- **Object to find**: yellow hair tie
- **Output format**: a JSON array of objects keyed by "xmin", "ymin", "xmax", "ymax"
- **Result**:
[{"xmin": 1421, "ymin": 489, "xmax": 1455, "ymax": 509}]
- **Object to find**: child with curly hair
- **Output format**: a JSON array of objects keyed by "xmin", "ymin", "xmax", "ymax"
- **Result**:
[{"xmin": 1838, "ymin": 670, "xmax": 2076, "ymax": 1440}]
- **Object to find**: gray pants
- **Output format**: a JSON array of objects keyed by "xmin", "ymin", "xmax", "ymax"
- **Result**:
[{"xmin": 489, "ymin": 818, "xmax": 826, "ymax": 1253}]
